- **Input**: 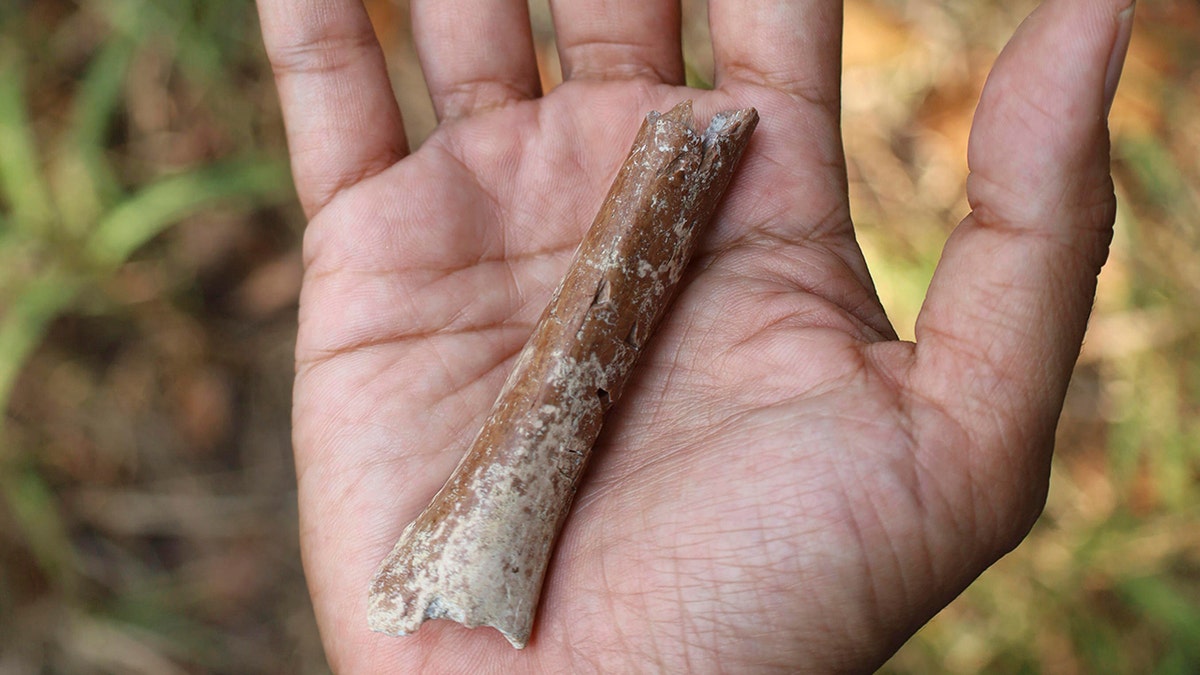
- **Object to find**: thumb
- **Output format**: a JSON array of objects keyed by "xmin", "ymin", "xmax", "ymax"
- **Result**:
[{"xmin": 911, "ymin": 0, "xmax": 1135, "ymax": 539}]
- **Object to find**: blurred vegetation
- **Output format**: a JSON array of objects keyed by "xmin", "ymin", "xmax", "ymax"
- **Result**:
[
  {"xmin": 0, "ymin": 0, "xmax": 315, "ymax": 672},
  {"xmin": 0, "ymin": 0, "xmax": 1196, "ymax": 672}
]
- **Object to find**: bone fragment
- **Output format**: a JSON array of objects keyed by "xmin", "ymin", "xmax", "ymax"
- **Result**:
[{"xmin": 368, "ymin": 100, "xmax": 758, "ymax": 648}]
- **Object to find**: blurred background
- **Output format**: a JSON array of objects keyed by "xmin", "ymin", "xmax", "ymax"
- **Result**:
[{"xmin": 0, "ymin": 0, "xmax": 1196, "ymax": 672}]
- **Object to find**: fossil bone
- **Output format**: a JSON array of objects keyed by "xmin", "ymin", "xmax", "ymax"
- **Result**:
[{"xmin": 368, "ymin": 101, "xmax": 758, "ymax": 648}]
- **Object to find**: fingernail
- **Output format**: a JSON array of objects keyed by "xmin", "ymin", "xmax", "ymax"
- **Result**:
[{"xmin": 1104, "ymin": 2, "xmax": 1136, "ymax": 117}]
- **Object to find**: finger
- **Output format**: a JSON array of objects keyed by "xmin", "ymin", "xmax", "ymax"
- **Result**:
[
  {"xmin": 257, "ymin": 0, "xmax": 407, "ymax": 218},
  {"xmin": 912, "ymin": 0, "xmax": 1134, "ymax": 469},
  {"xmin": 411, "ymin": 0, "xmax": 541, "ymax": 121},
  {"xmin": 707, "ymin": 1, "xmax": 881, "ymax": 309},
  {"xmin": 709, "ymin": 0, "xmax": 843, "ymax": 108},
  {"xmin": 548, "ymin": 0, "xmax": 684, "ymax": 83}
]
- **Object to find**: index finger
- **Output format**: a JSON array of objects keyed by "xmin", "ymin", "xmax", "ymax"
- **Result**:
[
  {"xmin": 709, "ymin": 0, "xmax": 843, "ymax": 109},
  {"xmin": 257, "ymin": 0, "xmax": 408, "ymax": 218}
]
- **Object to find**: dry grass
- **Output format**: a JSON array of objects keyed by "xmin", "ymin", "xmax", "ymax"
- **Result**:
[{"xmin": 1, "ymin": 0, "xmax": 1197, "ymax": 672}]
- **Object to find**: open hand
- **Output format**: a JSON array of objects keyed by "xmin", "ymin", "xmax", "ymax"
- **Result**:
[{"xmin": 257, "ymin": 0, "xmax": 1133, "ymax": 671}]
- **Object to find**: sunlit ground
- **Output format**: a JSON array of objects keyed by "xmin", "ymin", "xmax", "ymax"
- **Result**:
[{"xmin": 1, "ymin": 1, "xmax": 1197, "ymax": 672}]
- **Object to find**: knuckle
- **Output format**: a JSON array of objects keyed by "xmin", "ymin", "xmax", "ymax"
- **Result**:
[{"xmin": 268, "ymin": 30, "xmax": 378, "ymax": 77}]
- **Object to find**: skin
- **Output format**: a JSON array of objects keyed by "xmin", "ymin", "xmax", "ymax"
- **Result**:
[{"xmin": 255, "ymin": 0, "xmax": 1135, "ymax": 672}]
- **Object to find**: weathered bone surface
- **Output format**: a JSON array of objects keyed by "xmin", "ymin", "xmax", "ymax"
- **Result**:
[{"xmin": 368, "ymin": 101, "xmax": 758, "ymax": 649}]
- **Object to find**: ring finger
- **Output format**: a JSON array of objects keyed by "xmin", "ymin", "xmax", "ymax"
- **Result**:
[{"xmin": 412, "ymin": 0, "xmax": 542, "ymax": 121}]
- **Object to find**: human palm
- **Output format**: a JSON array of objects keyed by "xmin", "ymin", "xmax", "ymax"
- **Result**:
[{"xmin": 258, "ymin": 0, "xmax": 1133, "ymax": 672}]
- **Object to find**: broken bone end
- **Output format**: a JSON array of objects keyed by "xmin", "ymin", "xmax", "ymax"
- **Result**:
[
  {"xmin": 368, "ymin": 584, "xmax": 531, "ymax": 649},
  {"xmin": 651, "ymin": 100, "xmax": 759, "ymax": 152}
]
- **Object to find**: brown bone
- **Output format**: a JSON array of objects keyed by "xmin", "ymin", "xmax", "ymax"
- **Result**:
[{"xmin": 368, "ymin": 101, "xmax": 758, "ymax": 648}]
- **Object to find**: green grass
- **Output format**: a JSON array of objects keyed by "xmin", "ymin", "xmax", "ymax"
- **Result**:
[{"xmin": 0, "ymin": 2, "xmax": 309, "ymax": 671}]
